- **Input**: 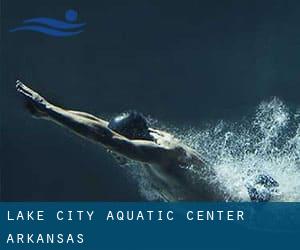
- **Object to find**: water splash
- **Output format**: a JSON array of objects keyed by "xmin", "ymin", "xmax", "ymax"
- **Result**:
[{"xmin": 124, "ymin": 98, "xmax": 300, "ymax": 201}]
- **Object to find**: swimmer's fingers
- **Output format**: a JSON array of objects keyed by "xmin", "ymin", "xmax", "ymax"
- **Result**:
[
  {"xmin": 149, "ymin": 131, "xmax": 157, "ymax": 138},
  {"xmin": 149, "ymin": 128, "xmax": 173, "ymax": 138},
  {"xmin": 149, "ymin": 128, "xmax": 167, "ymax": 135},
  {"xmin": 16, "ymin": 80, "xmax": 35, "ymax": 99},
  {"xmin": 16, "ymin": 80, "xmax": 46, "ymax": 104},
  {"xmin": 148, "ymin": 128, "xmax": 160, "ymax": 134},
  {"xmin": 16, "ymin": 80, "xmax": 41, "ymax": 100},
  {"xmin": 16, "ymin": 80, "xmax": 49, "ymax": 114},
  {"xmin": 149, "ymin": 128, "xmax": 166, "ymax": 138}
]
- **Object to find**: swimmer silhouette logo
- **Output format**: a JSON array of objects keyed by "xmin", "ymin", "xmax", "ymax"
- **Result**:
[{"xmin": 9, "ymin": 9, "xmax": 85, "ymax": 37}]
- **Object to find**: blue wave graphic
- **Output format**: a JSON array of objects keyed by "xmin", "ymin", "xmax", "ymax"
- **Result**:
[
  {"xmin": 23, "ymin": 18, "xmax": 85, "ymax": 29},
  {"xmin": 9, "ymin": 9, "xmax": 85, "ymax": 37},
  {"xmin": 10, "ymin": 25, "xmax": 84, "ymax": 37}
]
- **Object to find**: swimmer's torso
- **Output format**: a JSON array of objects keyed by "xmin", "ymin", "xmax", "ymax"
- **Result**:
[
  {"xmin": 145, "ymin": 161, "xmax": 224, "ymax": 201},
  {"xmin": 144, "ymin": 129, "xmax": 225, "ymax": 201}
]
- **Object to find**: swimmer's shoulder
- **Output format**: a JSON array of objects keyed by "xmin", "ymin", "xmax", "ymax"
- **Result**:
[{"xmin": 167, "ymin": 143, "xmax": 206, "ymax": 167}]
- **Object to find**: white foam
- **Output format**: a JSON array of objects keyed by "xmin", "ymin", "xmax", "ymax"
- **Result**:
[{"xmin": 124, "ymin": 98, "xmax": 300, "ymax": 201}]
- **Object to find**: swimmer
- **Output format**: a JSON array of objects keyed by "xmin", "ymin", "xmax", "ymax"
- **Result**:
[{"xmin": 16, "ymin": 80, "xmax": 278, "ymax": 201}]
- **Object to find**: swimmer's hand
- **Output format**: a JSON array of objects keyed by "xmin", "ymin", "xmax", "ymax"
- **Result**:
[{"xmin": 16, "ymin": 80, "xmax": 49, "ymax": 118}]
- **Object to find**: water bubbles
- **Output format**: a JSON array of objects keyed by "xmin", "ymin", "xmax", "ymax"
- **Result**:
[{"xmin": 182, "ymin": 97, "xmax": 300, "ymax": 201}]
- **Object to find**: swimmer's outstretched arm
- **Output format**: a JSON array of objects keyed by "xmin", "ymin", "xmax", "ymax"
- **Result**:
[{"xmin": 16, "ymin": 81, "xmax": 176, "ymax": 165}]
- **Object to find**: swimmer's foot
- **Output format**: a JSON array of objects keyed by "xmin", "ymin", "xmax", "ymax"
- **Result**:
[
  {"xmin": 16, "ymin": 80, "xmax": 49, "ymax": 118},
  {"xmin": 246, "ymin": 174, "xmax": 279, "ymax": 202}
]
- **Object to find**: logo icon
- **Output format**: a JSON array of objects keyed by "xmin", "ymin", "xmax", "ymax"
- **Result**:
[{"xmin": 9, "ymin": 9, "xmax": 86, "ymax": 37}]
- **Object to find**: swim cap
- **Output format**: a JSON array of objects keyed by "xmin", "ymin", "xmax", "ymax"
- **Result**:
[{"xmin": 108, "ymin": 111, "xmax": 153, "ymax": 141}]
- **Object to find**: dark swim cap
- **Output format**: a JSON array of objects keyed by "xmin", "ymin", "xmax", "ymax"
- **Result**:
[{"xmin": 108, "ymin": 111, "xmax": 153, "ymax": 140}]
